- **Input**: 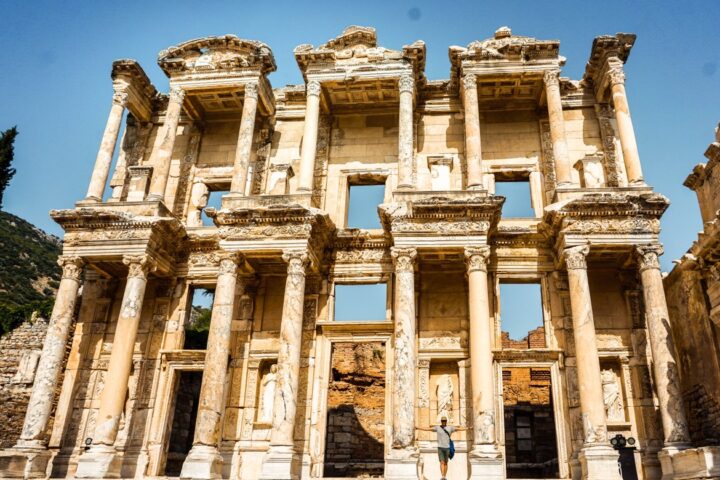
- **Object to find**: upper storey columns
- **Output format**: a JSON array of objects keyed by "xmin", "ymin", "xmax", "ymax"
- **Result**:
[
  {"xmin": 462, "ymin": 74, "xmax": 484, "ymax": 189},
  {"xmin": 297, "ymin": 80, "xmax": 322, "ymax": 192},
  {"xmin": 147, "ymin": 86, "xmax": 186, "ymax": 202},
  {"xmin": 608, "ymin": 64, "xmax": 643, "ymax": 185},
  {"xmin": 397, "ymin": 74, "xmax": 415, "ymax": 189},
  {"xmin": 544, "ymin": 70, "xmax": 573, "ymax": 186},
  {"xmin": 230, "ymin": 82, "xmax": 260, "ymax": 195},
  {"xmin": 84, "ymin": 86, "xmax": 129, "ymax": 202}
]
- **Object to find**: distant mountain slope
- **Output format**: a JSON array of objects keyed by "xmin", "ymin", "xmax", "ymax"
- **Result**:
[{"xmin": 0, "ymin": 211, "xmax": 61, "ymax": 334}]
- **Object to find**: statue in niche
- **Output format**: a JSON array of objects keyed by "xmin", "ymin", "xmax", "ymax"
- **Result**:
[
  {"xmin": 601, "ymin": 369, "xmax": 624, "ymax": 422},
  {"xmin": 186, "ymin": 179, "xmax": 209, "ymax": 227},
  {"xmin": 258, "ymin": 364, "xmax": 278, "ymax": 424},
  {"xmin": 436, "ymin": 374, "xmax": 454, "ymax": 423}
]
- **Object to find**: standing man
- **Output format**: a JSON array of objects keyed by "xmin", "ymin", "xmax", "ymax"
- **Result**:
[{"xmin": 418, "ymin": 418, "xmax": 470, "ymax": 480}]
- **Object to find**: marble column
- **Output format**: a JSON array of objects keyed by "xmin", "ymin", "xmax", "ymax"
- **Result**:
[
  {"xmin": 297, "ymin": 80, "xmax": 321, "ymax": 192},
  {"xmin": 464, "ymin": 247, "xmax": 503, "ymax": 479},
  {"xmin": 544, "ymin": 70, "xmax": 573, "ymax": 186},
  {"xmin": 635, "ymin": 246, "xmax": 690, "ymax": 447},
  {"xmin": 385, "ymin": 247, "xmax": 418, "ymax": 480},
  {"xmin": 181, "ymin": 253, "xmax": 245, "ymax": 479},
  {"xmin": 608, "ymin": 66, "xmax": 644, "ymax": 185},
  {"xmin": 230, "ymin": 82, "xmax": 259, "ymax": 194},
  {"xmin": 462, "ymin": 74, "xmax": 484, "ymax": 189},
  {"xmin": 84, "ymin": 87, "xmax": 128, "ymax": 202},
  {"xmin": 0, "ymin": 257, "xmax": 85, "ymax": 477},
  {"xmin": 563, "ymin": 245, "xmax": 620, "ymax": 480},
  {"xmin": 147, "ymin": 86, "xmax": 185, "ymax": 201},
  {"xmin": 260, "ymin": 249, "xmax": 309, "ymax": 480},
  {"xmin": 75, "ymin": 254, "xmax": 155, "ymax": 479},
  {"xmin": 397, "ymin": 74, "xmax": 415, "ymax": 190}
]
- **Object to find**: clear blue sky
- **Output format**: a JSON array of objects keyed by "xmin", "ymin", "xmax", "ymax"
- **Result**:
[{"xmin": 1, "ymin": 0, "xmax": 718, "ymax": 273}]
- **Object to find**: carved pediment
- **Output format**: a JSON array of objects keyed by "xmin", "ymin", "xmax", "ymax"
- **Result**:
[
  {"xmin": 158, "ymin": 35, "xmax": 276, "ymax": 76},
  {"xmin": 450, "ymin": 26, "xmax": 560, "ymax": 67}
]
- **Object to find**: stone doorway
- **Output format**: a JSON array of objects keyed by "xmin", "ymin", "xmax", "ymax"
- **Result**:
[
  {"xmin": 323, "ymin": 342, "xmax": 386, "ymax": 478},
  {"xmin": 502, "ymin": 367, "xmax": 559, "ymax": 478},
  {"xmin": 163, "ymin": 370, "xmax": 202, "ymax": 476}
]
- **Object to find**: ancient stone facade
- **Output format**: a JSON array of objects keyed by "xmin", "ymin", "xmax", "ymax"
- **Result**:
[
  {"xmin": 663, "ymin": 124, "xmax": 720, "ymax": 475},
  {"xmin": 0, "ymin": 25, "xmax": 715, "ymax": 480}
]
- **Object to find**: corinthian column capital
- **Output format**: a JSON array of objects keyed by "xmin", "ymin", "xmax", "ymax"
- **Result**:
[
  {"xmin": 563, "ymin": 245, "xmax": 590, "ymax": 270},
  {"xmin": 58, "ymin": 255, "xmax": 85, "ymax": 281},
  {"xmin": 464, "ymin": 246, "xmax": 491, "ymax": 273},
  {"xmin": 543, "ymin": 69, "xmax": 560, "ymax": 88},
  {"xmin": 398, "ymin": 74, "xmax": 415, "ymax": 94},
  {"xmin": 244, "ymin": 82, "xmax": 259, "ymax": 100},
  {"xmin": 122, "ymin": 254, "xmax": 157, "ymax": 279},
  {"xmin": 306, "ymin": 80, "xmax": 321, "ymax": 97},
  {"xmin": 607, "ymin": 65, "xmax": 626, "ymax": 87},
  {"xmin": 462, "ymin": 73, "xmax": 477, "ymax": 91},
  {"xmin": 391, "ymin": 247, "xmax": 417, "ymax": 273},
  {"xmin": 169, "ymin": 85, "xmax": 186, "ymax": 104},
  {"xmin": 215, "ymin": 252, "xmax": 244, "ymax": 275},
  {"xmin": 282, "ymin": 249, "xmax": 310, "ymax": 275},
  {"xmin": 635, "ymin": 245, "xmax": 663, "ymax": 272},
  {"xmin": 112, "ymin": 89, "xmax": 129, "ymax": 107}
]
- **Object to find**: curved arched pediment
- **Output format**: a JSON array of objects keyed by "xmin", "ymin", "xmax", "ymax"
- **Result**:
[{"xmin": 158, "ymin": 34, "xmax": 276, "ymax": 77}]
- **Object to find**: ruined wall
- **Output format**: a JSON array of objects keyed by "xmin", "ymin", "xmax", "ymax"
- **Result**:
[
  {"xmin": 0, "ymin": 316, "xmax": 50, "ymax": 448},
  {"xmin": 324, "ymin": 342, "xmax": 385, "ymax": 477},
  {"xmin": 665, "ymin": 268, "xmax": 720, "ymax": 445},
  {"xmin": 501, "ymin": 326, "xmax": 546, "ymax": 349}
]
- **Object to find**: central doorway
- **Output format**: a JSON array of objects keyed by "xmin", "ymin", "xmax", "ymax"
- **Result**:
[
  {"xmin": 323, "ymin": 342, "xmax": 386, "ymax": 477},
  {"xmin": 163, "ymin": 370, "xmax": 202, "ymax": 476},
  {"xmin": 502, "ymin": 367, "xmax": 559, "ymax": 478}
]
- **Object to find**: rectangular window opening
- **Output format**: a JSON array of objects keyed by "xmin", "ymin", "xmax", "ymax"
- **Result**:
[
  {"xmin": 495, "ymin": 179, "xmax": 535, "ymax": 218},
  {"xmin": 499, "ymin": 282, "xmax": 546, "ymax": 349},
  {"xmin": 347, "ymin": 182, "xmax": 385, "ymax": 229},
  {"xmin": 184, "ymin": 286, "xmax": 215, "ymax": 349},
  {"xmin": 334, "ymin": 283, "xmax": 387, "ymax": 322},
  {"xmin": 201, "ymin": 187, "xmax": 228, "ymax": 226}
]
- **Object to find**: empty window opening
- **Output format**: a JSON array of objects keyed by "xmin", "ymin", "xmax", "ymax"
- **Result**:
[
  {"xmin": 503, "ymin": 367, "xmax": 559, "ymax": 478},
  {"xmin": 499, "ymin": 282, "xmax": 546, "ymax": 349},
  {"xmin": 324, "ymin": 342, "xmax": 386, "ymax": 477},
  {"xmin": 201, "ymin": 188, "xmax": 227, "ymax": 226},
  {"xmin": 334, "ymin": 283, "xmax": 387, "ymax": 322},
  {"xmin": 184, "ymin": 287, "xmax": 214, "ymax": 349},
  {"xmin": 495, "ymin": 180, "xmax": 535, "ymax": 218},
  {"xmin": 347, "ymin": 183, "xmax": 385, "ymax": 229},
  {"xmin": 163, "ymin": 370, "xmax": 202, "ymax": 476}
]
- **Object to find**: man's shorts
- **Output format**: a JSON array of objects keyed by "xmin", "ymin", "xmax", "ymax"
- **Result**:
[{"xmin": 437, "ymin": 447, "xmax": 451, "ymax": 462}]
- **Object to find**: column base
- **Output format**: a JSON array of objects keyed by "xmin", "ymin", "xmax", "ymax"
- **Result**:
[
  {"xmin": 259, "ymin": 445, "xmax": 297, "ymax": 480},
  {"xmin": 0, "ymin": 444, "xmax": 53, "ymax": 479},
  {"xmin": 179, "ymin": 445, "xmax": 224, "ymax": 479},
  {"xmin": 74, "ymin": 445, "xmax": 122, "ymax": 479},
  {"xmin": 385, "ymin": 448, "xmax": 419, "ymax": 480},
  {"xmin": 578, "ymin": 444, "xmax": 621, "ymax": 480},
  {"xmin": 658, "ymin": 445, "xmax": 720, "ymax": 480},
  {"xmin": 468, "ymin": 445, "xmax": 504, "ymax": 480}
]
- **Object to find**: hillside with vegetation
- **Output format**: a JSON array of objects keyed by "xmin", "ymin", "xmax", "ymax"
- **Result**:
[{"xmin": 0, "ymin": 210, "xmax": 61, "ymax": 334}]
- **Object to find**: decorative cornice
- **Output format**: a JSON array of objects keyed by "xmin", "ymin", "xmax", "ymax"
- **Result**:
[{"xmin": 391, "ymin": 247, "xmax": 417, "ymax": 273}]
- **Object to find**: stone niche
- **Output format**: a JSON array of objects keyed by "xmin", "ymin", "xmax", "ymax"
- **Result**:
[
  {"xmin": 324, "ymin": 342, "xmax": 385, "ymax": 478},
  {"xmin": 429, "ymin": 362, "xmax": 460, "ymax": 425}
]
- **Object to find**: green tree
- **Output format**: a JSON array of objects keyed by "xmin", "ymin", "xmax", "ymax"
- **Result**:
[{"xmin": 0, "ymin": 126, "xmax": 18, "ymax": 209}]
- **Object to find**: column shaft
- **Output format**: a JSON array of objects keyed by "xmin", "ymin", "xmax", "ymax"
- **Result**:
[
  {"xmin": 463, "ymin": 74, "xmax": 483, "ymax": 189},
  {"xmin": 609, "ymin": 68, "xmax": 643, "ymax": 184},
  {"xmin": 93, "ymin": 255, "xmax": 154, "ymax": 445},
  {"xmin": 564, "ymin": 246, "xmax": 608, "ymax": 445},
  {"xmin": 17, "ymin": 257, "xmax": 84, "ymax": 446},
  {"xmin": 397, "ymin": 75, "xmax": 415, "ymax": 189},
  {"xmin": 147, "ymin": 86, "xmax": 185, "ymax": 201},
  {"xmin": 230, "ymin": 83, "xmax": 259, "ymax": 194},
  {"xmin": 544, "ymin": 70, "xmax": 573, "ymax": 186},
  {"xmin": 465, "ymin": 247, "xmax": 496, "ymax": 446},
  {"xmin": 297, "ymin": 81, "xmax": 321, "ymax": 192},
  {"xmin": 192, "ymin": 254, "xmax": 243, "ymax": 446},
  {"xmin": 85, "ymin": 90, "xmax": 127, "ymax": 201},
  {"xmin": 390, "ymin": 247, "xmax": 417, "ymax": 448},
  {"xmin": 270, "ymin": 249, "xmax": 309, "ymax": 446},
  {"xmin": 636, "ymin": 246, "xmax": 690, "ymax": 445}
]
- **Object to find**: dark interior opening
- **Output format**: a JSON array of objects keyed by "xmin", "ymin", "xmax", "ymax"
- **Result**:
[{"xmin": 163, "ymin": 370, "xmax": 202, "ymax": 476}]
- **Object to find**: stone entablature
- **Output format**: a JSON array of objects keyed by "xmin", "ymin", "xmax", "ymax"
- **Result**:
[{"xmin": 2, "ymin": 25, "xmax": 712, "ymax": 480}]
